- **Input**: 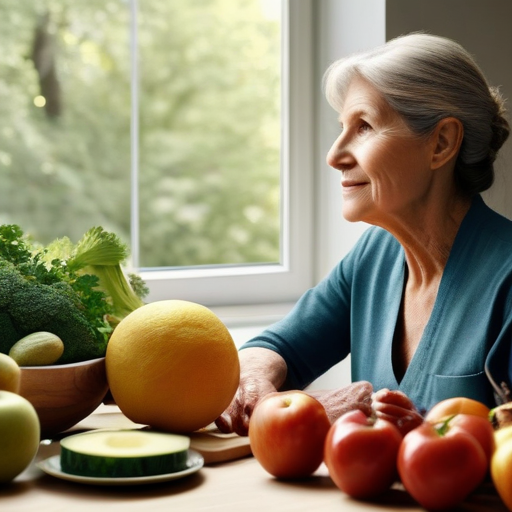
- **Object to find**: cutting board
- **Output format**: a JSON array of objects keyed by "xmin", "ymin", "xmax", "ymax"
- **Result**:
[{"xmin": 65, "ymin": 405, "xmax": 252, "ymax": 465}]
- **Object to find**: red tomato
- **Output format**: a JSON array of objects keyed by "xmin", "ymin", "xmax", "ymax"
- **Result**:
[
  {"xmin": 398, "ymin": 419, "xmax": 488, "ymax": 510},
  {"xmin": 446, "ymin": 414, "xmax": 495, "ymax": 463},
  {"xmin": 248, "ymin": 391, "xmax": 331, "ymax": 479},
  {"xmin": 323, "ymin": 409, "xmax": 403, "ymax": 499}
]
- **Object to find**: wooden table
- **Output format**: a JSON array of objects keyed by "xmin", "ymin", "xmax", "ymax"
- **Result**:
[{"xmin": 2, "ymin": 407, "xmax": 509, "ymax": 512}]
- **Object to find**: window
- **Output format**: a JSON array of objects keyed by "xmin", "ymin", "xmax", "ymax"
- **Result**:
[{"xmin": 0, "ymin": 0, "xmax": 314, "ymax": 307}]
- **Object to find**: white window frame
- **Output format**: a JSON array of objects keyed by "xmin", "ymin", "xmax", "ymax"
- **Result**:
[{"xmin": 137, "ymin": 0, "xmax": 316, "ymax": 308}]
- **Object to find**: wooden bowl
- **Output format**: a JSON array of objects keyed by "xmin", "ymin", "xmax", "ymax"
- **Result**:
[{"xmin": 18, "ymin": 357, "xmax": 109, "ymax": 439}]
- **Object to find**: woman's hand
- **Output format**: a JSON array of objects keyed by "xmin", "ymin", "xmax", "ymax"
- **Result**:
[
  {"xmin": 215, "ymin": 347, "xmax": 287, "ymax": 436},
  {"xmin": 306, "ymin": 381, "xmax": 374, "ymax": 424},
  {"xmin": 371, "ymin": 388, "xmax": 424, "ymax": 436},
  {"xmin": 215, "ymin": 375, "xmax": 277, "ymax": 436}
]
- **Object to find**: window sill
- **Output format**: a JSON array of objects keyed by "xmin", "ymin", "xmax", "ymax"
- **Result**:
[{"xmin": 211, "ymin": 302, "xmax": 295, "ymax": 329}]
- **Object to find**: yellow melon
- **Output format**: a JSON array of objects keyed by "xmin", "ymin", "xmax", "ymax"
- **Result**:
[{"xmin": 105, "ymin": 300, "xmax": 240, "ymax": 433}]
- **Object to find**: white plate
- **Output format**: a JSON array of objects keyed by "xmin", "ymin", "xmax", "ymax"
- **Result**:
[{"xmin": 37, "ymin": 450, "xmax": 204, "ymax": 486}]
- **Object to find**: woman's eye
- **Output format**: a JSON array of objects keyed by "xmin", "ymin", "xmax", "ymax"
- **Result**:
[{"xmin": 358, "ymin": 121, "xmax": 371, "ymax": 133}]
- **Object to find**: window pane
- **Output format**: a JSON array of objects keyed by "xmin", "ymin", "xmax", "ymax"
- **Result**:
[
  {"xmin": 0, "ymin": 1, "xmax": 131, "ymax": 245},
  {"xmin": 0, "ymin": 0, "xmax": 281, "ymax": 271},
  {"xmin": 138, "ymin": 0, "xmax": 282, "ymax": 268}
]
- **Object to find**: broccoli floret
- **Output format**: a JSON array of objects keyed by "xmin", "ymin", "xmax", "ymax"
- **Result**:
[
  {"xmin": 0, "ymin": 310, "xmax": 21, "ymax": 355},
  {"xmin": 0, "ymin": 259, "xmax": 24, "ymax": 308},
  {"xmin": 0, "ymin": 260, "xmax": 25, "ymax": 352},
  {"xmin": 128, "ymin": 273, "xmax": 149, "ymax": 301}
]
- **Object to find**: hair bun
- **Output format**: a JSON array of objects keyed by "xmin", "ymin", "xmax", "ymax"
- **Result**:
[{"xmin": 489, "ymin": 87, "xmax": 510, "ymax": 158}]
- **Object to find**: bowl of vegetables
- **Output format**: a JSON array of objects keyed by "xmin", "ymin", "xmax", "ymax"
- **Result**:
[{"xmin": 0, "ymin": 224, "xmax": 148, "ymax": 438}]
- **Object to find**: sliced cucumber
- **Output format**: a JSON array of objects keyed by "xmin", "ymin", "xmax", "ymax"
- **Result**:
[{"xmin": 60, "ymin": 430, "xmax": 190, "ymax": 478}]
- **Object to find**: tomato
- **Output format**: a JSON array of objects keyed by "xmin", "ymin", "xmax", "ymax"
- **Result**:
[
  {"xmin": 425, "ymin": 396, "xmax": 490, "ymax": 422},
  {"xmin": 446, "ymin": 413, "xmax": 495, "ymax": 463},
  {"xmin": 398, "ymin": 418, "xmax": 488, "ymax": 510},
  {"xmin": 248, "ymin": 391, "xmax": 331, "ymax": 479},
  {"xmin": 323, "ymin": 409, "xmax": 402, "ymax": 499},
  {"xmin": 491, "ymin": 425, "xmax": 512, "ymax": 511}
]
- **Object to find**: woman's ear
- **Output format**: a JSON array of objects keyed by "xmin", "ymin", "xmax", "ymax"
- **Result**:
[{"xmin": 431, "ymin": 117, "xmax": 464, "ymax": 170}]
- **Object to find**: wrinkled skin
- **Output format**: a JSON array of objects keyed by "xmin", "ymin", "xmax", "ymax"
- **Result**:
[
  {"xmin": 215, "ymin": 348, "xmax": 285, "ymax": 436},
  {"xmin": 371, "ymin": 388, "xmax": 424, "ymax": 436},
  {"xmin": 307, "ymin": 382, "xmax": 374, "ymax": 424},
  {"xmin": 215, "ymin": 371, "xmax": 279, "ymax": 436}
]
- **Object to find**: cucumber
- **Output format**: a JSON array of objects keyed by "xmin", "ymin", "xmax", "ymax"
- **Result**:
[
  {"xmin": 60, "ymin": 430, "xmax": 190, "ymax": 478},
  {"xmin": 9, "ymin": 331, "xmax": 64, "ymax": 366}
]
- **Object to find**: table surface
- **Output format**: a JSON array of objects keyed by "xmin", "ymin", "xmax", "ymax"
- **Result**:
[{"xmin": 2, "ymin": 407, "xmax": 509, "ymax": 512}]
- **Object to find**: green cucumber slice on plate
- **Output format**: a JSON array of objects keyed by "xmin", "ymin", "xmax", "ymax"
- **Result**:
[{"xmin": 60, "ymin": 430, "xmax": 191, "ymax": 478}]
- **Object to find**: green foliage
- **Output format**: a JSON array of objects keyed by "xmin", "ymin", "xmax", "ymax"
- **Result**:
[
  {"xmin": 0, "ymin": 224, "xmax": 33, "ymax": 266},
  {"xmin": 0, "ymin": 0, "xmax": 281, "ymax": 268}
]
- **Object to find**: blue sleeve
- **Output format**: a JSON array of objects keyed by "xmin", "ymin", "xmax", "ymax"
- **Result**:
[{"xmin": 239, "ymin": 231, "xmax": 368, "ymax": 389}]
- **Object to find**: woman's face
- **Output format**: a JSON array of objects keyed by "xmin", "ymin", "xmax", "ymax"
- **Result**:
[{"xmin": 326, "ymin": 76, "xmax": 434, "ymax": 227}]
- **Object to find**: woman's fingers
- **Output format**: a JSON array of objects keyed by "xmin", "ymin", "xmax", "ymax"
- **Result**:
[
  {"xmin": 372, "ymin": 388, "xmax": 424, "ymax": 435},
  {"xmin": 372, "ymin": 388, "xmax": 415, "ymax": 408},
  {"xmin": 215, "ymin": 379, "xmax": 277, "ymax": 436}
]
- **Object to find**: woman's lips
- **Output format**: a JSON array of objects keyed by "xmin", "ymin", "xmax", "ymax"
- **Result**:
[{"xmin": 341, "ymin": 180, "xmax": 368, "ymax": 192}]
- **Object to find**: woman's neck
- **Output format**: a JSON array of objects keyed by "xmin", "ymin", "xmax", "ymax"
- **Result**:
[{"xmin": 379, "ymin": 195, "xmax": 472, "ymax": 287}]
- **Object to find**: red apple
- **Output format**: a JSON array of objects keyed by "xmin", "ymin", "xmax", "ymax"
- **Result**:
[
  {"xmin": 324, "ymin": 409, "xmax": 403, "ymax": 498},
  {"xmin": 248, "ymin": 390, "xmax": 331, "ymax": 479}
]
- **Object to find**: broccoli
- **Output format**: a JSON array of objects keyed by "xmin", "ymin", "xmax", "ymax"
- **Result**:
[
  {"xmin": 0, "ymin": 224, "xmax": 147, "ymax": 364},
  {"xmin": 0, "ymin": 310, "xmax": 21, "ymax": 355},
  {"xmin": 0, "ymin": 259, "xmax": 107, "ymax": 363},
  {"xmin": 0, "ymin": 259, "xmax": 25, "ymax": 353}
]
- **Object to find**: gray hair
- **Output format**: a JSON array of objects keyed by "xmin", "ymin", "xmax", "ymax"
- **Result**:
[{"xmin": 323, "ymin": 33, "xmax": 510, "ymax": 196}]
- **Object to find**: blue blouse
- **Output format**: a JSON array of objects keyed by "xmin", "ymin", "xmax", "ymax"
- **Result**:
[{"xmin": 241, "ymin": 195, "xmax": 512, "ymax": 412}]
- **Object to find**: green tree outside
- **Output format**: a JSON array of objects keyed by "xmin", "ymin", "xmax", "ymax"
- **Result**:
[{"xmin": 0, "ymin": 0, "xmax": 281, "ymax": 268}]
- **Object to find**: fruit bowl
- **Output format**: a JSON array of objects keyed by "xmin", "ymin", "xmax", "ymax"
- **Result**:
[{"xmin": 18, "ymin": 357, "xmax": 109, "ymax": 439}]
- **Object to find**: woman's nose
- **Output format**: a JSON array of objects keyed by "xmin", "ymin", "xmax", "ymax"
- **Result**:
[{"xmin": 326, "ymin": 134, "xmax": 356, "ymax": 171}]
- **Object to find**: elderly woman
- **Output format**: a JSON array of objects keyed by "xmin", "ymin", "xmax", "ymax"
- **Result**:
[{"xmin": 216, "ymin": 33, "xmax": 512, "ymax": 436}]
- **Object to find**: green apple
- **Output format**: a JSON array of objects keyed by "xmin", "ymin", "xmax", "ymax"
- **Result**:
[
  {"xmin": 0, "ymin": 390, "xmax": 40, "ymax": 483},
  {"xmin": 0, "ymin": 353, "xmax": 21, "ymax": 393}
]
